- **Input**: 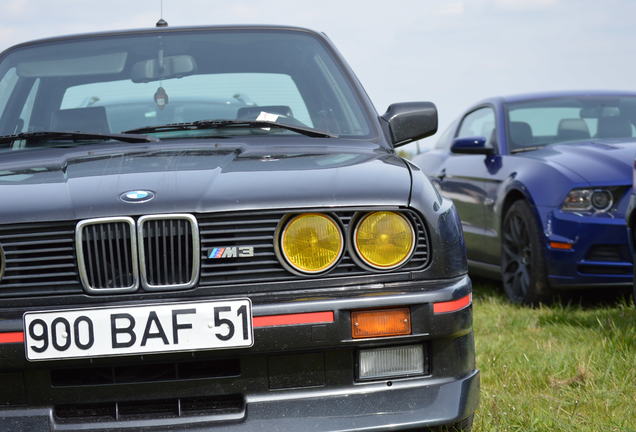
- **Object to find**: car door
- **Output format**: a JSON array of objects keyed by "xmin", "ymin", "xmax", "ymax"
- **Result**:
[{"xmin": 437, "ymin": 106, "xmax": 499, "ymax": 261}]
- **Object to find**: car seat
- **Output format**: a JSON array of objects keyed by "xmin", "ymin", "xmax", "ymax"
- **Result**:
[
  {"xmin": 557, "ymin": 118, "xmax": 590, "ymax": 141},
  {"xmin": 509, "ymin": 121, "xmax": 533, "ymax": 149},
  {"xmin": 596, "ymin": 116, "xmax": 632, "ymax": 138}
]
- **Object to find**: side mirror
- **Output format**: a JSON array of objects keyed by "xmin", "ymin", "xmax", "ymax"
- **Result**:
[
  {"xmin": 451, "ymin": 137, "xmax": 494, "ymax": 155},
  {"xmin": 382, "ymin": 102, "xmax": 438, "ymax": 147}
]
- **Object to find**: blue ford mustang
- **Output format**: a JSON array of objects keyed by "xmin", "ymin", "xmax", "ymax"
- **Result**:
[
  {"xmin": 627, "ymin": 160, "xmax": 636, "ymax": 301},
  {"xmin": 414, "ymin": 91, "xmax": 636, "ymax": 304}
]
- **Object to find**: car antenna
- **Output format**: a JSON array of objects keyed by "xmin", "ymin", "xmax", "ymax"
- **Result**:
[{"xmin": 156, "ymin": 0, "xmax": 168, "ymax": 27}]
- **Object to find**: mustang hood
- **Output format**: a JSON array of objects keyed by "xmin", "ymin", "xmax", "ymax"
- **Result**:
[
  {"xmin": 521, "ymin": 140, "xmax": 636, "ymax": 185},
  {"xmin": 0, "ymin": 142, "xmax": 411, "ymax": 224}
]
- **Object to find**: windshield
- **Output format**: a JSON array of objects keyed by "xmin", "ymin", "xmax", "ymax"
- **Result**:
[
  {"xmin": 506, "ymin": 96, "xmax": 636, "ymax": 152},
  {"xmin": 0, "ymin": 29, "xmax": 374, "ymax": 152}
]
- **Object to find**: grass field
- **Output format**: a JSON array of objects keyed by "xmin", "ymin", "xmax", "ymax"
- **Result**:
[{"xmin": 471, "ymin": 279, "xmax": 636, "ymax": 432}]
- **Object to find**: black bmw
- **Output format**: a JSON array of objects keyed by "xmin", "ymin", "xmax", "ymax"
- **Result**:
[{"xmin": 0, "ymin": 25, "xmax": 478, "ymax": 431}]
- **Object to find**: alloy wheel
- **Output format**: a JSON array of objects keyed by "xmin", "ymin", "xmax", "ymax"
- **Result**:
[{"xmin": 502, "ymin": 212, "xmax": 533, "ymax": 301}]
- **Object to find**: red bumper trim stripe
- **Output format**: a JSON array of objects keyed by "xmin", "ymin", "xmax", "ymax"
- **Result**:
[
  {"xmin": 0, "ymin": 332, "xmax": 24, "ymax": 344},
  {"xmin": 433, "ymin": 294, "xmax": 472, "ymax": 314},
  {"xmin": 0, "ymin": 312, "xmax": 336, "ymax": 343},
  {"xmin": 253, "ymin": 311, "xmax": 334, "ymax": 328}
]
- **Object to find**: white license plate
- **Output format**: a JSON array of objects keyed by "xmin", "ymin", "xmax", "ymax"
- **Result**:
[{"xmin": 23, "ymin": 299, "xmax": 253, "ymax": 361}]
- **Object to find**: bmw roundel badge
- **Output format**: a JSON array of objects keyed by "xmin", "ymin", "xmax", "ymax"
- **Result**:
[{"xmin": 120, "ymin": 190, "xmax": 156, "ymax": 203}]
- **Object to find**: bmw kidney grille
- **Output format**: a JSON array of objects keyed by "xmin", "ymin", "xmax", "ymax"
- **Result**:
[
  {"xmin": 76, "ymin": 217, "xmax": 139, "ymax": 294},
  {"xmin": 137, "ymin": 214, "xmax": 200, "ymax": 291},
  {"xmin": 75, "ymin": 214, "xmax": 199, "ymax": 294}
]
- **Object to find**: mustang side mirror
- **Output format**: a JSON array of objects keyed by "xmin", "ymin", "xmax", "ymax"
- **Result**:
[
  {"xmin": 382, "ymin": 102, "xmax": 438, "ymax": 147},
  {"xmin": 450, "ymin": 137, "xmax": 494, "ymax": 155}
]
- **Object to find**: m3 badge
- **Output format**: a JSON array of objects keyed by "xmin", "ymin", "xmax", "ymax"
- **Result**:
[{"xmin": 208, "ymin": 246, "xmax": 254, "ymax": 259}]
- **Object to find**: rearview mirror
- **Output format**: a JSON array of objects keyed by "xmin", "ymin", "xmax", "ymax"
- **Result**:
[
  {"xmin": 382, "ymin": 102, "xmax": 438, "ymax": 147},
  {"xmin": 451, "ymin": 137, "xmax": 494, "ymax": 155},
  {"xmin": 131, "ymin": 55, "xmax": 197, "ymax": 83}
]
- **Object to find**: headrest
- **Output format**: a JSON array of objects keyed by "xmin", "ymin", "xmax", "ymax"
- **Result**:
[
  {"xmin": 557, "ymin": 118, "xmax": 590, "ymax": 141},
  {"xmin": 596, "ymin": 116, "xmax": 632, "ymax": 138},
  {"xmin": 52, "ymin": 107, "xmax": 110, "ymax": 134},
  {"xmin": 509, "ymin": 121, "xmax": 533, "ymax": 149}
]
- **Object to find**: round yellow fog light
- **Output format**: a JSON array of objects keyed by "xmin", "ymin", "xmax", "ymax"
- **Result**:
[
  {"xmin": 280, "ymin": 213, "xmax": 343, "ymax": 274},
  {"xmin": 354, "ymin": 211, "xmax": 415, "ymax": 270}
]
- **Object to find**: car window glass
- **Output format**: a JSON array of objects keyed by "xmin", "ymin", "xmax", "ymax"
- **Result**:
[
  {"xmin": 510, "ymin": 107, "xmax": 589, "ymax": 135},
  {"xmin": 8, "ymin": 78, "xmax": 41, "ymax": 149},
  {"xmin": 434, "ymin": 120, "xmax": 457, "ymax": 150},
  {"xmin": 312, "ymin": 54, "xmax": 368, "ymax": 136},
  {"xmin": 457, "ymin": 107, "xmax": 496, "ymax": 147},
  {"xmin": 0, "ymin": 30, "xmax": 375, "ymax": 147},
  {"xmin": 18, "ymin": 78, "xmax": 40, "ymax": 133},
  {"xmin": 510, "ymin": 108, "xmax": 636, "ymax": 138},
  {"xmin": 507, "ymin": 97, "xmax": 636, "ymax": 150},
  {"xmin": 61, "ymin": 73, "xmax": 313, "ymax": 134},
  {"xmin": 0, "ymin": 68, "xmax": 18, "ymax": 119}
]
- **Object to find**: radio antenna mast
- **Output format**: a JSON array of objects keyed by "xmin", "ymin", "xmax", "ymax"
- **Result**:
[{"xmin": 156, "ymin": 0, "xmax": 168, "ymax": 27}]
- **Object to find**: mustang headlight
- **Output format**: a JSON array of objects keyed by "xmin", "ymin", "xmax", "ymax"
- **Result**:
[
  {"xmin": 562, "ymin": 188, "xmax": 614, "ymax": 212},
  {"xmin": 354, "ymin": 211, "xmax": 415, "ymax": 270},
  {"xmin": 280, "ymin": 213, "xmax": 343, "ymax": 274}
]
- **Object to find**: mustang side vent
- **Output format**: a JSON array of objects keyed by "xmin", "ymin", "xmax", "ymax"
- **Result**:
[
  {"xmin": 138, "ymin": 214, "xmax": 200, "ymax": 290},
  {"xmin": 76, "ymin": 217, "xmax": 139, "ymax": 294}
]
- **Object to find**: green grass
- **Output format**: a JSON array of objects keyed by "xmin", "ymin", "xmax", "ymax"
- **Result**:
[{"xmin": 472, "ymin": 280, "xmax": 636, "ymax": 432}]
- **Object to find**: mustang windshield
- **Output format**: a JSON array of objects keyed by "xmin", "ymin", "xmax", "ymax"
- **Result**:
[
  {"xmin": 506, "ymin": 96, "xmax": 636, "ymax": 152},
  {"xmin": 0, "ymin": 29, "xmax": 373, "ymax": 152}
]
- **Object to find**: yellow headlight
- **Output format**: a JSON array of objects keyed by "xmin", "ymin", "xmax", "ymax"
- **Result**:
[
  {"xmin": 281, "ymin": 213, "xmax": 343, "ymax": 274},
  {"xmin": 354, "ymin": 211, "xmax": 415, "ymax": 269}
]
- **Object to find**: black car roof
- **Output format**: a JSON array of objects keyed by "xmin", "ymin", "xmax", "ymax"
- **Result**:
[{"xmin": 5, "ymin": 24, "xmax": 324, "ymax": 52}]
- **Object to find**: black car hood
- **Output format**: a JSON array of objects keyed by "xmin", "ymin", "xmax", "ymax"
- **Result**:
[
  {"xmin": 518, "ymin": 139, "xmax": 636, "ymax": 185},
  {"xmin": 0, "ymin": 140, "xmax": 411, "ymax": 224}
]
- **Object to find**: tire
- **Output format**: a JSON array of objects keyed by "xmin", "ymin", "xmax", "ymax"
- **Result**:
[
  {"xmin": 501, "ymin": 200, "xmax": 551, "ymax": 305},
  {"xmin": 631, "ymin": 220, "xmax": 636, "ymax": 305},
  {"xmin": 431, "ymin": 415, "xmax": 473, "ymax": 432}
]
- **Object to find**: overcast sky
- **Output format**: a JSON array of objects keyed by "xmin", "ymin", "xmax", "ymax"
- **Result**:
[{"xmin": 1, "ymin": 0, "xmax": 634, "ymax": 153}]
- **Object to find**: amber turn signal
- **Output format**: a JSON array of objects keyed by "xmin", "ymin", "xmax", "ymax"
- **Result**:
[
  {"xmin": 549, "ymin": 241, "xmax": 573, "ymax": 250},
  {"xmin": 351, "ymin": 308, "xmax": 411, "ymax": 339}
]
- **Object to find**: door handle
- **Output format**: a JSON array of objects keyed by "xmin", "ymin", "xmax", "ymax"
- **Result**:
[{"xmin": 437, "ymin": 169, "xmax": 446, "ymax": 182}]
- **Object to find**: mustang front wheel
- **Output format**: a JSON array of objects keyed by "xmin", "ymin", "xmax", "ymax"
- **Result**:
[{"xmin": 501, "ymin": 200, "xmax": 551, "ymax": 305}]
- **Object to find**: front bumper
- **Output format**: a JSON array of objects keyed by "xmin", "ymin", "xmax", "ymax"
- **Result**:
[
  {"xmin": 0, "ymin": 276, "xmax": 478, "ymax": 431},
  {"xmin": 541, "ymin": 207, "xmax": 633, "ymax": 288},
  {"xmin": 627, "ymin": 193, "xmax": 636, "ymax": 247},
  {"xmin": 0, "ymin": 371, "xmax": 479, "ymax": 432}
]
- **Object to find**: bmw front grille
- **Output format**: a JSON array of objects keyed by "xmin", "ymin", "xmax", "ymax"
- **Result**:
[
  {"xmin": 138, "ymin": 214, "xmax": 200, "ymax": 291},
  {"xmin": 75, "ymin": 214, "xmax": 199, "ymax": 294},
  {"xmin": 76, "ymin": 217, "xmax": 139, "ymax": 294}
]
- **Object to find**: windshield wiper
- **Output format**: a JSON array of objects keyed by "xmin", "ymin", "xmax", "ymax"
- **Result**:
[
  {"xmin": 0, "ymin": 131, "xmax": 159, "ymax": 145},
  {"xmin": 124, "ymin": 120, "xmax": 337, "ymax": 139},
  {"xmin": 510, "ymin": 145, "xmax": 545, "ymax": 154}
]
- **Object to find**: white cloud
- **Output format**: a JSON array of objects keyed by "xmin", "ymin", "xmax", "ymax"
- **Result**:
[
  {"xmin": 490, "ymin": 0, "xmax": 559, "ymax": 10},
  {"xmin": 437, "ymin": 1, "xmax": 465, "ymax": 15},
  {"xmin": 4, "ymin": 0, "xmax": 29, "ymax": 16}
]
